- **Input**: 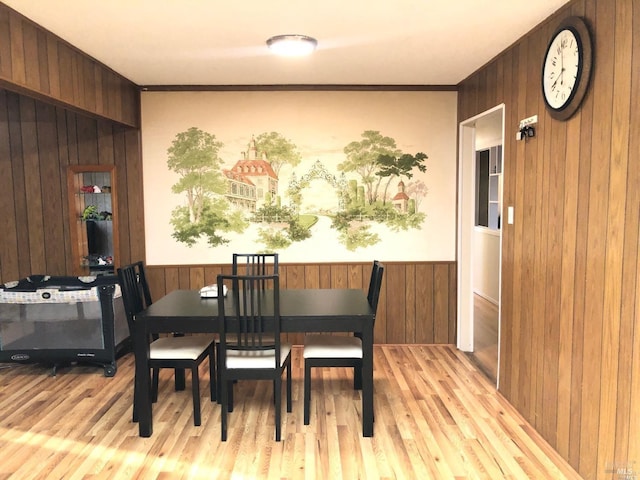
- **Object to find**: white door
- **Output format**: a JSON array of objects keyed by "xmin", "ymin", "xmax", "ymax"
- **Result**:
[{"xmin": 457, "ymin": 105, "xmax": 504, "ymax": 387}]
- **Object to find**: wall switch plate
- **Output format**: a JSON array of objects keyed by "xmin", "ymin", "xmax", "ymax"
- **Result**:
[
  {"xmin": 519, "ymin": 115, "xmax": 538, "ymax": 129},
  {"xmin": 508, "ymin": 206, "xmax": 514, "ymax": 224}
]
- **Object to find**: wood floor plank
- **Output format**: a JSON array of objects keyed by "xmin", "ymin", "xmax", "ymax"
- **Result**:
[{"xmin": 0, "ymin": 346, "xmax": 582, "ymax": 479}]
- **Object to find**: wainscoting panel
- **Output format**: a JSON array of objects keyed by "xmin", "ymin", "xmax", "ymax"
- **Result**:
[{"xmin": 146, "ymin": 261, "xmax": 457, "ymax": 346}]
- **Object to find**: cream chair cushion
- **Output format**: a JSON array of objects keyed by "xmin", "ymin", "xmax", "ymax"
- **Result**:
[
  {"xmin": 226, "ymin": 343, "xmax": 292, "ymax": 369},
  {"xmin": 303, "ymin": 335, "xmax": 363, "ymax": 359},
  {"xmin": 150, "ymin": 335, "xmax": 216, "ymax": 360}
]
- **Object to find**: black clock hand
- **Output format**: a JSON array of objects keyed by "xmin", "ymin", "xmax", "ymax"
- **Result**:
[
  {"xmin": 551, "ymin": 68, "xmax": 564, "ymax": 90},
  {"xmin": 559, "ymin": 41, "xmax": 565, "ymax": 85}
]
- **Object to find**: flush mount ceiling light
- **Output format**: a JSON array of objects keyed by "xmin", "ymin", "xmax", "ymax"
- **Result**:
[{"xmin": 266, "ymin": 34, "xmax": 317, "ymax": 56}]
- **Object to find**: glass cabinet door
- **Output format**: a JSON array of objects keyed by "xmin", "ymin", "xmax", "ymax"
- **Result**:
[{"xmin": 67, "ymin": 165, "xmax": 119, "ymax": 275}]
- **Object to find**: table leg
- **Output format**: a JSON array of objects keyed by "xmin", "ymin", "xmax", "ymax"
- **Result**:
[
  {"xmin": 361, "ymin": 325, "xmax": 374, "ymax": 437},
  {"xmin": 133, "ymin": 319, "xmax": 153, "ymax": 437}
]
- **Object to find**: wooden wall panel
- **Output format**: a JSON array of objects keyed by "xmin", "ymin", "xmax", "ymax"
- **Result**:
[
  {"xmin": 144, "ymin": 261, "xmax": 456, "ymax": 346},
  {"xmin": 36, "ymin": 101, "xmax": 66, "ymax": 275},
  {"xmin": 457, "ymin": 0, "xmax": 640, "ymax": 478},
  {"xmin": 0, "ymin": 88, "xmax": 143, "ymax": 282},
  {"xmin": 620, "ymin": 0, "xmax": 640, "ymax": 468},
  {"xmin": 0, "ymin": 3, "xmax": 139, "ymax": 127}
]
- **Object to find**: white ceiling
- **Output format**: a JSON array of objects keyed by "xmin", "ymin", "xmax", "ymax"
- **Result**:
[{"xmin": 4, "ymin": 0, "xmax": 569, "ymax": 86}]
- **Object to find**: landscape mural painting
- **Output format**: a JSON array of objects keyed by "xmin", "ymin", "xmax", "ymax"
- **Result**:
[{"xmin": 141, "ymin": 90, "xmax": 458, "ymax": 264}]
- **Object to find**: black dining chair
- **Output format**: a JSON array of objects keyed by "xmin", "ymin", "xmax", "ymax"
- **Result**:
[
  {"xmin": 216, "ymin": 253, "xmax": 279, "ymax": 399},
  {"xmin": 302, "ymin": 261, "xmax": 384, "ymax": 425},
  {"xmin": 131, "ymin": 260, "xmax": 153, "ymax": 308},
  {"xmin": 118, "ymin": 262, "xmax": 216, "ymax": 426},
  {"xmin": 217, "ymin": 273, "xmax": 292, "ymax": 441},
  {"xmin": 232, "ymin": 253, "xmax": 279, "ymax": 278}
]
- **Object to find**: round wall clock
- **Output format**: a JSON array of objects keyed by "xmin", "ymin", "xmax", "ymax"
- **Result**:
[{"xmin": 541, "ymin": 16, "xmax": 593, "ymax": 121}]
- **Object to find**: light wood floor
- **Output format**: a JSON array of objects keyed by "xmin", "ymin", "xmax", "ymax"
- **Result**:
[{"xmin": 0, "ymin": 345, "xmax": 581, "ymax": 479}]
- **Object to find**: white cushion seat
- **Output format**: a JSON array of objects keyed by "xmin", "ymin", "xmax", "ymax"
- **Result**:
[
  {"xmin": 151, "ymin": 335, "xmax": 216, "ymax": 360},
  {"xmin": 226, "ymin": 343, "xmax": 292, "ymax": 369},
  {"xmin": 303, "ymin": 335, "xmax": 362, "ymax": 359}
]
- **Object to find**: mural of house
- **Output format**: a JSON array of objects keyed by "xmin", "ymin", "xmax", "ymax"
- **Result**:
[
  {"xmin": 392, "ymin": 180, "xmax": 409, "ymax": 213},
  {"xmin": 223, "ymin": 170, "xmax": 257, "ymax": 211},
  {"xmin": 226, "ymin": 137, "xmax": 279, "ymax": 209}
]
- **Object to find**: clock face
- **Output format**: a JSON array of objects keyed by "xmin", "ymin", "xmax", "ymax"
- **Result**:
[{"xmin": 542, "ymin": 28, "xmax": 581, "ymax": 110}]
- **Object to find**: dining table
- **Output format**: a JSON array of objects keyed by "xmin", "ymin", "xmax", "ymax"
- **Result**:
[{"xmin": 132, "ymin": 288, "xmax": 376, "ymax": 438}]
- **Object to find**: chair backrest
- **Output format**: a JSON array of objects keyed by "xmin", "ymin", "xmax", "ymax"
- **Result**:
[
  {"xmin": 117, "ymin": 262, "xmax": 150, "ymax": 335},
  {"xmin": 217, "ymin": 273, "xmax": 281, "ymax": 367},
  {"xmin": 134, "ymin": 260, "xmax": 153, "ymax": 307},
  {"xmin": 367, "ymin": 260, "xmax": 380, "ymax": 306},
  {"xmin": 368, "ymin": 262, "xmax": 384, "ymax": 318},
  {"xmin": 232, "ymin": 253, "xmax": 279, "ymax": 276}
]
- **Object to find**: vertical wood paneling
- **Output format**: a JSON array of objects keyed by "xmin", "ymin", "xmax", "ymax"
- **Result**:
[
  {"xmin": 458, "ymin": 0, "xmax": 640, "ymax": 478},
  {"xmin": 143, "ymin": 262, "xmax": 455, "ymax": 346},
  {"xmin": 164, "ymin": 267, "xmax": 179, "ymax": 293},
  {"xmin": 45, "ymin": 35, "xmax": 60, "ymax": 98},
  {"xmin": 598, "ymin": 0, "xmax": 633, "ymax": 475},
  {"xmin": 8, "ymin": 13, "xmax": 24, "ymax": 86},
  {"xmin": 405, "ymin": 264, "xmax": 416, "ymax": 342},
  {"xmin": 499, "ymin": 47, "xmax": 516, "ymax": 396},
  {"xmin": 7, "ymin": 92, "xmax": 30, "ymax": 276},
  {"xmin": 318, "ymin": 264, "xmax": 331, "ymax": 288},
  {"xmin": 447, "ymin": 263, "xmax": 457, "ymax": 343},
  {"xmin": 569, "ymin": 0, "xmax": 594, "ymax": 467},
  {"xmin": 22, "ymin": 21, "xmax": 38, "ymax": 90},
  {"xmin": 65, "ymin": 110, "xmax": 79, "ymax": 165},
  {"xmin": 55, "ymin": 107, "xmax": 73, "ymax": 272},
  {"xmin": 0, "ymin": 9, "xmax": 11, "ymax": 79},
  {"xmin": 178, "ymin": 267, "xmax": 191, "ymax": 289},
  {"xmin": 620, "ymin": 0, "xmax": 640, "ymax": 467},
  {"xmin": 385, "ymin": 263, "xmax": 406, "ymax": 343},
  {"xmin": 347, "ymin": 263, "xmax": 362, "ymax": 290},
  {"xmin": 580, "ymin": 1, "xmax": 615, "ymax": 475},
  {"xmin": 415, "ymin": 264, "xmax": 434, "ymax": 343},
  {"xmin": 304, "ymin": 264, "xmax": 320, "ymax": 288},
  {"xmin": 286, "ymin": 264, "xmax": 305, "ymax": 289},
  {"xmin": 433, "ymin": 264, "xmax": 450, "ymax": 344},
  {"xmin": 57, "ymin": 43, "xmax": 74, "ymax": 104},
  {"xmin": 540, "ymin": 118, "xmax": 565, "ymax": 444},
  {"xmin": 330, "ymin": 264, "xmax": 348, "ymax": 289},
  {"xmin": 0, "ymin": 91, "xmax": 18, "ymax": 280},
  {"xmin": 19, "ymin": 96, "xmax": 46, "ymax": 274},
  {"xmin": 36, "ymin": 101, "xmax": 65, "ymax": 274},
  {"xmin": 0, "ymin": 88, "xmax": 142, "ymax": 283},
  {"xmin": 556, "ymin": 79, "xmax": 582, "ymax": 461},
  {"xmin": 36, "ymin": 30, "xmax": 49, "ymax": 94},
  {"xmin": 188, "ymin": 267, "xmax": 204, "ymax": 289},
  {"xmin": 0, "ymin": 4, "xmax": 138, "ymax": 127},
  {"xmin": 510, "ymin": 39, "xmax": 528, "ymax": 412}
]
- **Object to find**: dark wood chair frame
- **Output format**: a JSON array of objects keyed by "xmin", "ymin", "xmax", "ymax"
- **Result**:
[
  {"xmin": 303, "ymin": 261, "xmax": 384, "ymax": 425},
  {"xmin": 118, "ymin": 262, "xmax": 215, "ymax": 426},
  {"xmin": 216, "ymin": 253, "xmax": 280, "ymax": 400},
  {"xmin": 217, "ymin": 273, "xmax": 292, "ymax": 441}
]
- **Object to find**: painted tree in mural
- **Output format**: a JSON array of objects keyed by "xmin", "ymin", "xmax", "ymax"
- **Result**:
[
  {"xmin": 339, "ymin": 130, "xmax": 401, "ymax": 204},
  {"xmin": 254, "ymin": 131, "xmax": 302, "ymax": 176},
  {"xmin": 405, "ymin": 179, "xmax": 428, "ymax": 211},
  {"xmin": 167, "ymin": 127, "xmax": 246, "ymax": 247},
  {"xmin": 376, "ymin": 152, "xmax": 428, "ymax": 204}
]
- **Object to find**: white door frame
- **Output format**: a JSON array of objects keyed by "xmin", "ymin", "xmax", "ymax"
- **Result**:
[{"xmin": 457, "ymin": 104, "xmax": 505, "ymax": 386}]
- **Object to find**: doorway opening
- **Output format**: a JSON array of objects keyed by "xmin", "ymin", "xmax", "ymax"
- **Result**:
[{"xmin": 457, "ymin": 105, "xmax": 504, "ymax": 387}]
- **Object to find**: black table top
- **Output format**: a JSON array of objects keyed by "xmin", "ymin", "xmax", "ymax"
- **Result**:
[{"xmin": 136, "ymin": 288, "xmax": 375, "ymax": 333}]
